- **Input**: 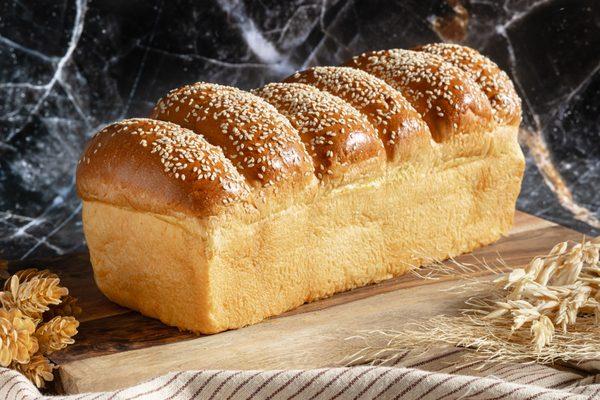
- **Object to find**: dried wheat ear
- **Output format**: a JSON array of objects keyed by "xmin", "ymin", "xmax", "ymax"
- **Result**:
[
  {"xmin": 487, "ymin": 236, "xmax": 600, "ymax": 351},
  {"xmin": 0, "ymin": 268, "xmax": 80, "ymax": 389},
  {"xmin": 345, "ymin": 237, "xmax": 600, "ymax": 368}
]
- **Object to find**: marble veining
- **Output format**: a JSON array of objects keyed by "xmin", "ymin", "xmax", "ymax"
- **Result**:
[{"xmin": 0, "ymin": 0, "xmax": 598, "ymax": 259}]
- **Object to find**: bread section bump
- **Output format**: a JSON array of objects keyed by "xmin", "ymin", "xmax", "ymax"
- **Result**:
[
  {"xmin": 151, "ymin": 82, "xmax": 316, "ymax": 201},
  {"xmin": 346, "ymin": 49, "xmax": 494, "ymax": 142},
  {"xmin": 414, "ymin": 43, "xmax": 521, "ymax": 126},
  {"xmin": 284, "ymin": 66, "xmax": 433, "ymax": 164},
  {"xmin": 76, "ymin": 118, "xmax": 250, "ymax": 217},
  {"xmin": 252, "ymin": 82, "xmax": 386, "ymax": 183}
]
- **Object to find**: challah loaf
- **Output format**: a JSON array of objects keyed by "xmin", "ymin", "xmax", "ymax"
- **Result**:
[{"xmin": 77, "ymin": 44, "xmax": 524, "ymax": 333}]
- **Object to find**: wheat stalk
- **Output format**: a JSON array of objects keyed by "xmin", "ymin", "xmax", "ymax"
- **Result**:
[
  {"xmin": 0, "ymin": 269, "xmax": 79, "ymax": 388},
  {"xmin": 348, "ymin": 236, "xmax": 600, "ymax": 368}
]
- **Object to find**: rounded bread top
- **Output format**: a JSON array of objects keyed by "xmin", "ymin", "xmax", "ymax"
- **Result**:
[
  {"xmin": 285, "ymin": 66, "xmax": 433, "ymax": 163},
  {"xmin": 253, "ymin": 82, "xmax": 386, "ymax": 182},
  {"xmin": 415, "ymin": 43, "xmax": 521, "ymax": 126},
  {"xmin": 152, "ymin": 82, "xmax": 315, "ymax": 194},
  {"xmin": 76, "ymin": 118, "xmax": 250, "ymax": 217},
  {"xmin": 347, "ymin": 49, "xmax": 494, "ymax": 142}
]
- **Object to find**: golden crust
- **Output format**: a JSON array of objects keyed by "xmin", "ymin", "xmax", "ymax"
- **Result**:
[
  {"xmin": 83, "ymin": 125, "xmax": 525, "ymax": 333},
  {"xmin": 284, "ymin": 66, "xmax": 433, "ymax": 164},
  {"xmin": 76, "ymin": 118, "xmax": 250, "ymax": 218},
  {"xmin": 347, "ymin": 49, "xmax": 494, "ymax": 142},
  {"xmin": 151, "ymin": 83, "xmax": 315, "ymax": 195},
  {"xmin": 415, "ymin": 43, "xmax": 521, "ymax": 126},
  {"xmin": 253, "ymin": 82, "xmax": 386, "ymax": 183}
]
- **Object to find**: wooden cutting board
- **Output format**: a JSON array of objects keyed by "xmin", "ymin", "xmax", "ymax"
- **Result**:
[{"xmin": 4, "ymin": 211, "xmax": 583, "ymax": 394}]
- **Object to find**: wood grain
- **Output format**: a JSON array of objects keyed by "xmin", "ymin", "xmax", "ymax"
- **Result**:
[{"xmin": 11, "ymin": 211, "xmax": 580, "ymax": 393}]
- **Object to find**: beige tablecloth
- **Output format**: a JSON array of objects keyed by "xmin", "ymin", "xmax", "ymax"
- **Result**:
[{"xmin": 3, "ymin": 348, "xmax": 599, "ymax": 399}]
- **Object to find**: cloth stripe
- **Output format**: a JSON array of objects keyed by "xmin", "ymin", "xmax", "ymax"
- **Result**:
[
  {"xmin": 351, "ymin": 368, "xmax": 394, "ymax": 400},
  {"xmin": 207, "ymin": 370, "xmax": 243, "ymax": 399},
  {"xmin": 329, "ymin": 367, "xmax": 376, "ymax": 400},
  {"xmin": 0, "ymin": 347, "xmax": 597, "ymax": 400},
  {"xmin": 225, "ymin": 371, "xmax": 261, "ymax": 400},
  {"xmin": 391, "ymin": 369, "xmax": 430, "ymax": 399},
  {"xmin": 308, "ymin": 368, "xmax": 352, "ymax": 398},
  {"xmin": 190, "ymin": 370, "xmax": 224, "ymax": 398},
  {"xmin": 244, "ymin": 370, "xmax": 285, "ymax": 399},
  {"xmin": 286, "ymin": 368, "xmax": 328, "ymax": 399},
  {"xmin": 125, "ymin": 371, "xmax": 184, "ymax": 400},
  {"xmin": 264, "ymin": 370, "xmax": 303, "ymax": 400},
  {"xmin": 372, "ymin": 369, "xmax": 413, "ymax": 398},
  {"xmin": 164, "ymin": 371, "xmax": 202, "ymax": 400}
]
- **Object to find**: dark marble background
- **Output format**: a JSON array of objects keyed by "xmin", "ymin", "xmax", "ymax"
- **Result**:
[{"xmin": 0, "ymin": 0, "xmax": 599, "ymax": 260}]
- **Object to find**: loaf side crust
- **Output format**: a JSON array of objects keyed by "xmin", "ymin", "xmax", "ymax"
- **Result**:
[{"xmin": 84, "ymin": 126, "xmax": 524, "ymax": 333}]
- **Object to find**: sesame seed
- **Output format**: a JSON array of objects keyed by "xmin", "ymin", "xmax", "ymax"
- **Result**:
[
  {"xmin": 87, "ymin": 118, "xmax": 251, "ymax": 204},
  {"xmin": 253, "ymin": 82, "xmax": 378, "ymax": 181},
  {"xmin": 153, "ymin": 82, "xmax": 312, "ymax": 187},
  {"xmin": 417, "ymin": 43, "xmax": 519, "ymax": 124},
  {"xmin": 350, "ymin": 49, "xmax": 488, "ymax": 134}
]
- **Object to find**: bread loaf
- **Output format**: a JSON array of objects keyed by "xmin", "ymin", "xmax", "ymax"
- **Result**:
[{"xmin": 77, "ymin": 44, "xmax": 525, "ymax": 333}]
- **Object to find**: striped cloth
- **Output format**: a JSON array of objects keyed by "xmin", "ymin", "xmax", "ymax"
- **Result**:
[{"xmin": 2, "ymin": 348, "xmax": 599, "ymax": 399}]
